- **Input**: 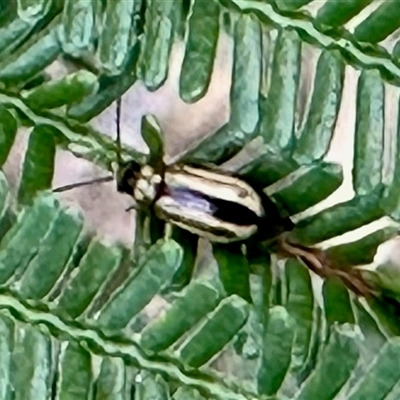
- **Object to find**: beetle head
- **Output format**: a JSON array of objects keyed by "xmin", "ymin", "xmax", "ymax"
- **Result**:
[{"xmin": 116, "ymin": 161, "xmax": 142, "ymax": 195}]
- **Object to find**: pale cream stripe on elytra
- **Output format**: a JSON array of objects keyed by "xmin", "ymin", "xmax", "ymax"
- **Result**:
[
  {"xmin": 164, "ymin": 166, "xmax": 264, "ymax": 217},
  {"xmin": 154, "ymin": 196, "xmax": 257, "ymax": 242}
]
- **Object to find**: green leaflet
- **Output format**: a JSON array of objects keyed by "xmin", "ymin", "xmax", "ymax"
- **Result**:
[
  {"xmin": 326, "ymin": 223, "xmax": 400, "ymax": 268},
  {"xmin": 316, "ymin": 0, "xmax": 374, "ymax": 27},
  {"xmin": 292, "ymin": 191, "xmax": 385, "ymax": 245},
  {"xmin": 9, "ymin": 322, "xmax": 52, "ymax": 400},
  {"xmin": 294, "ymin": 324, "xmax": 362, "ymax": 400},
  {"xmin": 0, "ymin": 17, "xmax": 61, "ymax": 87},
  {"xmin": 323, "ymin": 277, "xmax": 355, "ymax": 327},
  {"xmin": 16, "ymin": 206, "xmax": 84, "ymax": 300},
  {"xmin": 353, "ymin": 70, "xmax": 384, "ymax": 196},
  {"xmin": 140, "ymin": 281, "xmax": 221, "ymax": 352},
  {"xmin": 58, "ymin": 342, "xmax": 92, "ymax": 399},
  {"xmin": 95, "ymin": 357, "xmax": 126, "ymax": 400},
  {"xmin": 97, "ymin": 240, "xmax": 183, "ymax": 331},
  {"xmin": 22, "ymin": 71, "xmax": 98, "ymax": 111},
  {"xmin": 293, "ymin": 50, "xmax": 344, "ymax": 164},
  {"xmin": 270, "ymin": 162, "xmax": 343, "ymax": 216},
  {"xmin": 96, "ymin": 0, "xmax": 140, "ymax": 75},
  {"xmin": 18, "ymin": 125, "xmax": 58, "ymax": 205},
  {"xmin": 284, "ymin": 260, "xmax": 314, "ymax": 372},
  {"xmin": 0, "ymin": 315, "xmax": 13, "ymax": 400},
  {"xmin": 178, "ymin": 295, "xmax": 249, "ymax": 367},
  {"xmin": 58, "ymin": 0, "xmax": 100, "ymax": 58},
  {"xmin": 0, "ymin": 0, "xmax": 55, "ymax": 58},
  {"xmin": 353, "ymin": 3, "xmax": 400, "ymax": 43},
  {"xmin": 179, "ymin": 0, "xmax": 220, "ymax": 103},
  {"xmin": 257, "ymin": 306, "xmax": 295, "ymax": 396},
  {"xmin": 261, "ymin": 29, "xmax": 300, "ymax": 152},
  {"xmin": 56, "ymin": 242, "xmax": 123, "ymax": 319},
  {"xmin": 183, "ymin": 13, "xmax": 261, "ymax": 164},
  {"xmin": 135, "ymin": 372, "xmax": 169, "ymax": 400},
  {"xmin": 347, "ymin": 339, "xmax": 400, "ymax": 400},
  {"xmin": 139, "ymin": 0, "xmax": 182, "ymax": 91},
  {"xmin": 0, "ymin": 106, "xmax": 17, "ymax": 167},
  {"xmin": 213, "ymin": 243, "xmax": 252, "ymax": 302},
  {"xmin": 0, "ymin": 194, "xmax": 60, "ymax": 284}
]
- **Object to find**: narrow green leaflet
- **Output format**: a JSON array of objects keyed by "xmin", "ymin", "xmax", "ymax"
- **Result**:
[
  {"xmin": 95, "ymin": 357, "xmax": 126, "ymax": 400},
  {"xmin": 0, "ymin": 314, "xmax": 14, "ymax": 400},
  {"xmin": 9, "ymin": 323, "xmax": 52, "ymax": 400},
  {"xmin": 178, "ymin": 295, "xmax": 249, "ymax": 367},
  {"xmin": 270, "ymin": 162, "xmax": 343, "ymax": 216},
  {"xmin": 347, "ymin": 339, "xmax": 400, "ymax": 400},
  {"xmin": 257, "ymin": 306, "xmax": 295, "ymax": 396},
  {"xmin": 284, "ymin": 260, "xmax": 314, "ymax": 372},
  {"xmin": 0, "ymin": 0, "xmax": 55, "ymax": 58},
  {"xmin": 22, "ymin": 71, "xmax": 98, "ymax": 111},
  {"xmin": 0, "ymin": 106, "xmax": 17, "ymax": 167},
  {"xmin": 56, "ymin": 242, "xmax": 123, "ymax": 319},
  {"xmin": 183, "ymin": 13, "xmax": 261, "ymax": 164},
  {"xmin": 140, "ymin": 0, "xmax": 182, "ymax": 91},
  {"xmin": 179, "ymin": 0, "xmax": 220, "ymax": 102},
  {"xmin": 97, "ymin": 240, "xmax": 183, "ymax": 331},
  {"xmin": 293, "ymin": 50, "xmax": 344, "ymax": 164},
  {"xmin": 353, "ymin": 2, "xmax": 400, "ymax": 43},
  {"xmin": 0, "ymin": 194, "xmax": 60, "ymax": 284},
  {"xmin": 316, "ymin": 0, "xmax": 374, "ymax": 27},
  {"xmin": 292, "ymin": 192, "xmax": 384, "ymax": 245},
  {"xmin": 326, "ymin": 224, "xmax": 400, "ymax": 267},
  {"xmin": 18, "ymin": 125, "xmax": 58, "ymax": 205},
  {"xmin": 135, "ymin": 372, "xmax": 169, "ymax": 400},
  {"xmin": 16, "ymin": 206, "xmax": 83, "ymax": 300},
  {"xmin": 141, "ymin": 281, "xmax": 221, "ymax": 352},
  {"xmin": 67, "ymin": 70, "xmax": 138, "ymax": 121},
  {"xmin": 381, "ymin": 95, "xmax": 400, "ymax": 220},
  {"xmin": 294, "ymin": 324, "xmax": 362, "ymax": 400},
  {"xmin": 213, "ymin": 244, "xmax": 252, "ymax": 302},
  {"xmin": 353, "ymin": 69, "xmax": 384, "ymax": 196},
  {"xmin": 58, "ymin": 342, "xmax": 92, "ymax": 399},
  {"xmin": 261, "ymin": 29, "xmax": 300, "ymax": 152},
  {"xmin": 96, "ymin": 0, "xmax": 139, "ymax": 75},
  {"xmin": 58, "ymin": 0, "xmax": 100, "ymax": 58},
  {"xmin": 0, "ymin": 18, "xmax": 61, "ymax": 87},
  {"xmin": 323, "ymin": 277, "xmax": 355, "ymax": 327}
]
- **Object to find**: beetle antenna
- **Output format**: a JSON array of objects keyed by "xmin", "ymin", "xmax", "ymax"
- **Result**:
[
  {"xmin": 116, "ymin": 97, "xmax": 122, "ymax": 167},
  {"xmin": 53, "ymin": 176, "xmax": 114, "ymax": 192}
]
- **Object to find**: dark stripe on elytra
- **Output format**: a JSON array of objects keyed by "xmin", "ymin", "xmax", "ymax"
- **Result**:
[{"xmin": 165, "ymin": 187, "xmax": 261, "ymax": 226}]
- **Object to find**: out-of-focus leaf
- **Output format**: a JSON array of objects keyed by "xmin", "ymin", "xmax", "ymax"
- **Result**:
[
  {"xmin": 179, "ymin": 0, "xmax": 220, "ymax": 102},
  {"xmin": 139, "ymin": 0, "xmax": 182, "ymax": 91},
  {"xmin": 22, "ymin": 71, "xmax": 98, "ymax": 110}
]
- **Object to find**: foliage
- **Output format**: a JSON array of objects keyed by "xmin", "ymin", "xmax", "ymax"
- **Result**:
[{"xmin": 1, "ymin": 0, "xmax": 400, "ymax": 398}]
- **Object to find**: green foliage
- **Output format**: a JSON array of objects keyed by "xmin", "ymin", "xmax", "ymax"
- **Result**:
[{"xmin": 1, "ymin": 0, "xmax": 400, "ymax": 398}]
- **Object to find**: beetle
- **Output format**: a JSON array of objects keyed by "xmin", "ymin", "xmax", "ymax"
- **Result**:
[{"xmin": 54, "ymin": 100, "xmax": 377, "ymax": 298}]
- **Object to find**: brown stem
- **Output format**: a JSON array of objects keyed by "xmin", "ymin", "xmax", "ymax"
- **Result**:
[{"xmin": 275, "ymin": 235, "xmax": 378, "ymax": 297}]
